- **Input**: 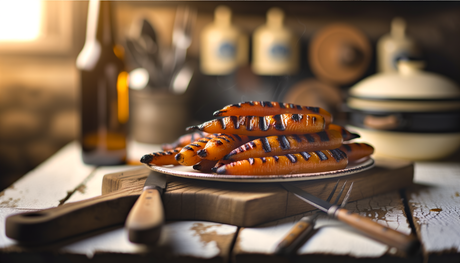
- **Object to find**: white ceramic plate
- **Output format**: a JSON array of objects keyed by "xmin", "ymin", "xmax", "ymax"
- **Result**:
[{"xmin": 145, "ymin": 158, "xmax": 375, "ymax": 183}]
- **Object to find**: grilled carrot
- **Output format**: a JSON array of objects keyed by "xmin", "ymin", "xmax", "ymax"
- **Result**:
[
  {"xmin": 140, "ymin": 148, "xmax": 182, "ymax": 166},
  {"xmin": 161, "ymin": 131, "xmax": 210, "ymax": 151},
  {"xmin": 328, "ymin": 124, "xmax": 360, "ymax": 141},
  {"xmin": 213, "ymin": 101, "xmax": 333, "ymax": 124},
  {"xmin": 339, "ymin": 143, "xmax": 374, "ymax": 162},
  {"xmin": 193, "ymin": 160, "xmax": 219, "ymax": 173},
  {"xmin": 175, "ymin": 134, "xmax": 218, "ymax": 166},
  {"xmin": 197, "ymin": 134, "xmax": 253, "ymax": 161},
  {"xmin": 224, "ymin": 130, "xmax": 343, "ymax": 162},
  {"xmin": 186, "ymin": 114, "xmax": 328, "ymax": 136},
  {"xmin": 215, "ymin": 149, "xmax": 348, "ymax": 175},
  {"xmin": 211, "ymin": 159, "xmax": 231, "ymax": 173}
]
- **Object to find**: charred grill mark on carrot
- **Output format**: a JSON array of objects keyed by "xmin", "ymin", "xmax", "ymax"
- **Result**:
[
  {"xmin": 261, "ymin": 137, "xmax": 271, "ymax": 153},
  {"xmin": 211, "ymin": 159, "xmax": 231, "ymax": 172},
  {"xmin": 330, "ymin": 148, "xmax": 347, "ymax": 162},
  {"xmin": 292, "ymin": 134, "xmax": 302, "ymax": 143},
  {"xmin": 278, "ymin": 135, "xmax": 290, "ymax": 150},
  {"xmin": 328, "ymin": 124, "xmax": 360, "ymax": 141},
  {"xmin": 315, "ymin": 150, "xmax": 328, "ymax": 161},
  {"xmin": 216, "ymin": 135, "xmax": 231, "ymax": 143},
  {"xmin": 230, "ymin": 116, "xmax": 239, "ymax": 129},
  {"xmin": 317, "ymin": 131, "xmax": 330, "ymax": 141},
  {"xmin": 212, "ymin": 101, "xmax": 333, "ymax": 123},
  {"xmin": 339, "ymin": 143, "xmax": 374, "ymax": 162},
  {"xmin": 218, "ymin": 117, "xmax": 226, "ymax": 130},
  {"xmin": 273, "ymin": 114, "xmax": 286, "ymax": 131},
  {"xmin": 216, "ymin": 149, "xmax": 348, "ymax": 175},
  {"xmin": 186, "ymin": 113, "xmax": 328, "ymax": 136},
  {"xmin": 175, "ymin": 134, "xmax": 218, "ymax": 166},
  {"xmin": 300, "ymin": 151, "xmax": 311, "ymax": 160},
  {"xmin": 247, "ymin": 116, "xmax": 256, "ymax": 131},
  {"xmin": 304, "ymin": 134, "xmax": 315, "ymax": 142},
  {"xmin": 260, "ymin": 101, "xmax": 274, "ymax": 107},
  {"xmin": 223, "ymin": 130, "xmax": 343, "ymax": 161},
  {"xmin": 259, "ymin": 116, "xmax": 269, "ymax": 131},
  {"xmin": 161, "ymin": 131, "xmax": 209, "ymax": 151},
  {"xmin": 291, "ymin": 113, "xmax": 303, "ymax": 122},
  {"xmin": 140, "ymin": 147, "xmax": 182, "ymax": 166},
  {"xmin": 197, "ymin": 133, "xmax": 251, "ymax": 161},
  {"xmin": 306, "ymin": 106, "xmax": 317, "ymax": 112},
  {"xmin": 341, "ymin": 144, "xmax": 352, "ymax": 152},
  {"xmin": 183, "ymin": 146, "xmax": 194, "ymax": 151},
  {"xmin": 286, "ymin": 154, "xmax": 297, "ymax": 163},
  {"xmin": 193, "ymin": 160, "xmax": 219, "ymax": 173}
]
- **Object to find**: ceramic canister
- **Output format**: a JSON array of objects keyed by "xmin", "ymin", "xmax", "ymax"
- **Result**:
[{"xmin": 347, "ymin": 60, "xmax": 460, "ymax": 160}]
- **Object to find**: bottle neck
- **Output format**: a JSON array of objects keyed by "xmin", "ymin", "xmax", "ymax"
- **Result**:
[
  {"xmin": 214, "ymin": 5, "xmax": 232, "ymax": 27},
  {"xmin": 266, "ymin": 8, "xmax": 284, "ymax": 29},
  {"xmin": 86, "ymin": 0, "xmax": 115, "ymax": 47}
]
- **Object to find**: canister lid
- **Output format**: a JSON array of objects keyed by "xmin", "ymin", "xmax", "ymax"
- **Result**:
[
  {"xmin": 350, "ymin": 60, "xmax": 460, "ymax": 99},
  {"xmin": 348, "ymin": 60, "xmax": 460, "ymax": 112}
]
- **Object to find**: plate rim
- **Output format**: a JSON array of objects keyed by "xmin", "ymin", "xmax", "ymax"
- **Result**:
[{"xmin": 145, "ymin": 158, "xmax": 375, "ymax": 183}]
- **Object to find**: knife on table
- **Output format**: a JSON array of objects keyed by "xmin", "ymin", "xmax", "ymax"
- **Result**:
[
  {"xmin": 125, "ymin": 171, "xmax": 167, "ymax": 244},
  {"xmin": 281, "ymin": 183, "xmax": 421, "ymax": 256}
]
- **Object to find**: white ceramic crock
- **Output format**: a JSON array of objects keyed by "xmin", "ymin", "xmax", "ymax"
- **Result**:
[{"xmin": 347, "ymin": 60, "xmax": 460, "ymax": 161}]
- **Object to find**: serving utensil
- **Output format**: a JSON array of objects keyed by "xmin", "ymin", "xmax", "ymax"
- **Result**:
[
  {"xmin": 275, "ymin": 180, "xmax": 352, "ymax": 255},
  {"xmin": 280, "ymin": 182, "xmax": 420, "ymax": 256}
]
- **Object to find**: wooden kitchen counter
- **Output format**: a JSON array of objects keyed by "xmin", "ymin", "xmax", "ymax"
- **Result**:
[{"xmin": 0, "ymin": 141, "xmax": 459, "ymax": 262}]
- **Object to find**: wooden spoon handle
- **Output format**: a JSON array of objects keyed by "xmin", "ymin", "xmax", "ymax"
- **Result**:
[
  {"xmin": 5, "ymin": 191, "xmax": 139, "ymax": 245},
  {"xmin": 125, "ymin": 188, "xmax": 164, "ymax": 244},
  {"xmin": 335, "ymin": 208, "xmax": 420, "ymax": 255}
]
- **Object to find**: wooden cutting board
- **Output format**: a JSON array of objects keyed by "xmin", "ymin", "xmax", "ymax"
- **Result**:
[
  {"xmin": 5, "ymin": 158, "xmax": 413, "ymax": 244},
  {"xmin": 103, "ymin": 158, "xmax": 414, "ymax": 227}
]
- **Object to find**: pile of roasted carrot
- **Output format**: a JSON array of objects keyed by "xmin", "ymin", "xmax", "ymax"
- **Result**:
[{"xmin": 140, "ymin": 101, "xmax": 374, "ymax": 175}]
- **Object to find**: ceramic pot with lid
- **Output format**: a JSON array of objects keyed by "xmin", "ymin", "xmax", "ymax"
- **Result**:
[{"xmin": 346, "ymin": 60, "xmax": 460, "ymax": 160}]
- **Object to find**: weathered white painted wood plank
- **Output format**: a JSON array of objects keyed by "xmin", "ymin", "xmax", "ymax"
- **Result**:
[
  {"xmin": 0, "ymin": 142, "xmax": 94, "ymax": 209},
  {"xmin": 234, "ymin": 191, "xmax": 412, "ymax": 262},
  {"xmin": 61, "ymin": 221, "xmax": 237, "ymax": 261},
  {"xmin": 65, "ymin": 165, "xmax": 142, "ymax": 203},
  {"xmin": 61, "ymin": 157, "xmax": 238, "ymax": 261},
  {"xmin": 408, "ymin": 162, "xmax": 460, "ymax": 261}
]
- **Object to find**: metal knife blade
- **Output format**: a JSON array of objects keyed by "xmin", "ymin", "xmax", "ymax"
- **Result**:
[
  {"xmin": 125, "ymin": 171, "xmax": 167, "ymax": 244},
  {"xmin": 281, "ymin": 183, "xmax": 334, "ymax": 213},
  {"xmin": 280, "ymin": 183, "xmax": 420, "ymax": 256},
  {"xmin": 143, "ymin": 170, "xmax": 167, "ymax": 192}
]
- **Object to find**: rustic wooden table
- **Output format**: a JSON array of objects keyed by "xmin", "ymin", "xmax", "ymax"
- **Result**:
[{"xmin": 0, "ymin": 141, "xmax": 459, "ymax": 262}]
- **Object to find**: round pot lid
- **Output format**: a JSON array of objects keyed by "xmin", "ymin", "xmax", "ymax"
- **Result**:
[
  {"xmin": 348, "ymin": 60, "xmax": 460, "ymax": 112},
  {"xmin": 309, "ymin": 23, "xmax": 372, "ymax": 85}
]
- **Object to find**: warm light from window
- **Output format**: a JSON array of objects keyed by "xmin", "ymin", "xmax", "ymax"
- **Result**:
[{"xmin": 0, "ymin": 0, "xmax": 43, "ymax": 41}]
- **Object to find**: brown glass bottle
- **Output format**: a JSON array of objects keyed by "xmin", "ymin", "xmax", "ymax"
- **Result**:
[{"xmin": 76, "ymin": 0, "xmax": 129, "ymax": 165}]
